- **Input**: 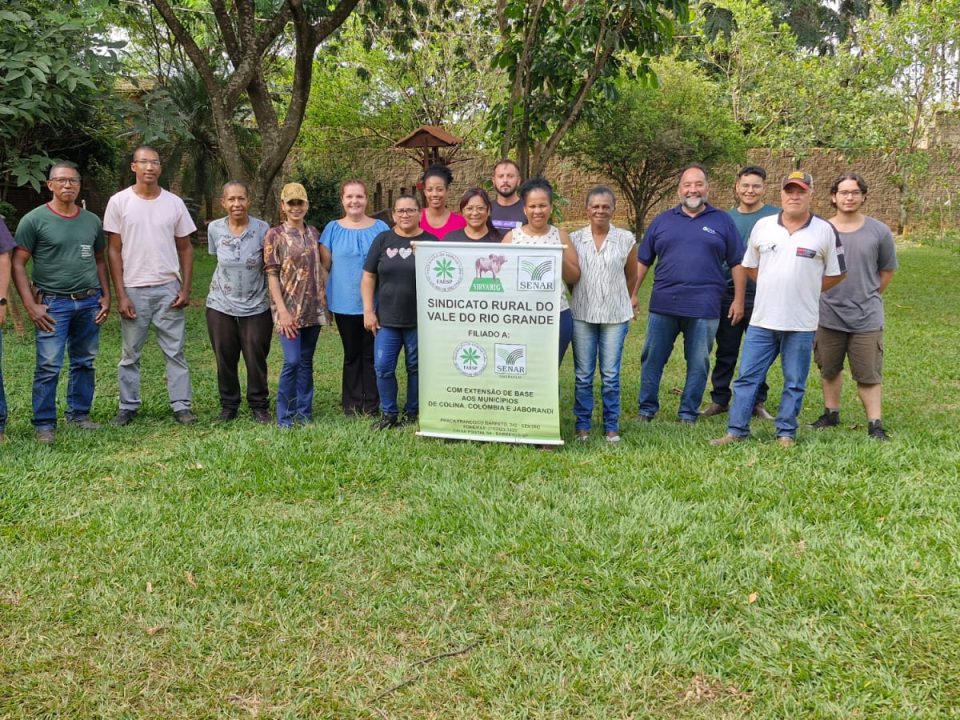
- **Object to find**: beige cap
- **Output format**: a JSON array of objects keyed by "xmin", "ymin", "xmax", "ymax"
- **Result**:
[{"xmin": 280, "ymin": 182, "xmax": 308, "ymax": 203}]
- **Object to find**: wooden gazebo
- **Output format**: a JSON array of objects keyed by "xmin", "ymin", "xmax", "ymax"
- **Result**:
[{"xmin": 393, "ymin": 125, "xmax": 464, "ymax": 171}]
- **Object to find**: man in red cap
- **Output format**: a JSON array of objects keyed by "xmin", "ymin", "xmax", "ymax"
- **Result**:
[{"xmin": 712, "ymin": 171, "xmax": 847, "ymax": 447}]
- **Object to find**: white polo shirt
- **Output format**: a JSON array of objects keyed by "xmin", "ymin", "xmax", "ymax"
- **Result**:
[{"xmin": 744, "ymin": 213, "xmax": 845, "ymax": 332}]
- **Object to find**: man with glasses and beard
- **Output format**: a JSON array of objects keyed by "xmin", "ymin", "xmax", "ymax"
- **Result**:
[{"xmin": 633, "ymin": 163, "xmax": 747, "ymax": 425}]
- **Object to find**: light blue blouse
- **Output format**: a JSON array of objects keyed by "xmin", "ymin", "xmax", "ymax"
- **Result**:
[{"xmin": 320, "ymin": 218, "xmax": 390, "ymax": 315}]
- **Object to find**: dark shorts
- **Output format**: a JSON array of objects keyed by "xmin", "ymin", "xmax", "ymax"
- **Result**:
[{"xmin": 814, "ymin": 327, "xmax": 884, "ymax": 384}]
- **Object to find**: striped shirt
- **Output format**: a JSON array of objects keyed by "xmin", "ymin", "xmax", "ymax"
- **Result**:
[{"xmin": 570, "ymin": 224, "xmax": 636, "ymax": 323}]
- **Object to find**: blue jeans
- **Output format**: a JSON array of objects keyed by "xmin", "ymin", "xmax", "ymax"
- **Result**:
[
  {"xmin": 572, "ymin": 319, "xmax": 630, "ymax": 432},
  {"xmin": 374, "ymin": 326, "xmax": 418, "ymax": 416},
  {"xmin": 638, "ymin": 312, "xmax": 719, "ymax": 421},
  {"xmin": 33, "ymin": 292, "xmax": 102, "ymax": 429},
  {"xmin": 727, "ymin": 326, "xmax": 816, "ymax": 439},
  {"xmin": 277, "ymin": 325, "xmax": 321, "ymax": 427},
  {"xmin": 0, "ymin": 329, "xmax": 6, "ymax": 433}
]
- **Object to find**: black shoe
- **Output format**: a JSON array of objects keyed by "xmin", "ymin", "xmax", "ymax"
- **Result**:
[
  {"xmin": 809, "ymin": 409, "xmax": 840, "ymax": 429},
  {"xmin": 868, "ymin": 420, "xmax": 889, "ymax": 441},
  {"xmin": 174, "ymin": 409, "xmax": 197, "ymax": 425},
  {"xmin": 217, "ymin": 409, "xmax": 238, "ymax": 422},
  {"xmin": 399, "ymin": 413, "xmax": 418, "ymax": 427},
  {"xmin": 112, "ymin": 409, "xmax": 137, "ymax": 426},
  {"xmin": 372, "ymin": 414, "xmax": 400, "ymax": 430},
  {"xmin": 635, "ymin": 413, "xmax": 654, "ymax": 423},
  {"xmin": 252, "ymin": 408, "xmax": 272, "ymax": 424}
]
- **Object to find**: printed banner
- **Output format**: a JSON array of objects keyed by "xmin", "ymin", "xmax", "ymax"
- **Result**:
[{"xmin": 415, "ymin": 241, "xmax": 563, "ymax": 444}]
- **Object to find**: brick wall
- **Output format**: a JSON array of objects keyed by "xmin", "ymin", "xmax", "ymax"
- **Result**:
[{"xmin": 350, "ymin": 147, "xmax": 960, "ymax": 233}]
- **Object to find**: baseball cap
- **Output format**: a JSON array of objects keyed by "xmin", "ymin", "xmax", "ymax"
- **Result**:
[
  {"xmin": 280, "ymin": 182, "xmax": 309, "ymax": 203},
  {"xmin": 782, "ymin": 171, "xmax": 812, "ymax": 190}
]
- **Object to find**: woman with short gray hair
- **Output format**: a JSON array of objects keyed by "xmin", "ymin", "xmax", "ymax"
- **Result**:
[{"xmin": 569, "ymin": 186, "xmax": 638, "ymax": 443}]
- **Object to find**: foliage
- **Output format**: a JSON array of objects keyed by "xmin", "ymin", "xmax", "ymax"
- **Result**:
[
  {"xmin": 299, "ymin": 2, "xmax": 503, "ymax": 173},
  {"xmin": 0, "ymin": 1, "xmax": 122, "ymax": 194},
  {"xmin": 561, "ymin": 58, "xmax": 745, "ymax": 233},
  {"xmin": 140, "ymin": 0, "xmax": 412, "ymax": 218},
  {"xmin": 2, "ymin": 246, "xmax": 960, "ymax": 716},
  {"xmin": 491, "ymin": 0, "xmax": 690, "ymax": 179}
]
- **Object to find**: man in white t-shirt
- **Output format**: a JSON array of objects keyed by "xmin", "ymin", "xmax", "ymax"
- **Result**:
[
  {"xmin": 711, "ymin": 171, "xmax": 847, "ymax": 447},
  {"xmin": 105, "ymin": 146, "xmax": 198, "ymax": 426}
]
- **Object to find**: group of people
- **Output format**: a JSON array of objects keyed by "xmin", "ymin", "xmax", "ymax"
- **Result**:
[
  {"xmin": 0, "ymin": 148, "xmax": 897, "ymax": 447},
  {"xmin": 635, "ymin": 164, "xmax": 897, "ymax": 446}
]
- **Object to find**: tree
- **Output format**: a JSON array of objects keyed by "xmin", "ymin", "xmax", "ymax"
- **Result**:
[
  {"xmin": 491, "ymin": 0, "xmax": 690, "ymax": 180},
  {"xmin": 144, "ymin": 0, "xmax": 395, "ymax": 216},
  {"xmin": 298, "ymin": 1, "xmax": 503, "ymax": 173},
  {"xmin": 0, "ymin": 1, "xmax": 121, "ymax": 195},
  {"xmin": 561, "ymin": 58, "xmax": 745, "ymax": 233}
]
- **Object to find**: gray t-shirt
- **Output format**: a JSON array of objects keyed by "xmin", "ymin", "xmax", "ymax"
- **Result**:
[
  {"xmin": 819, "ymin": 216, "xmax": 898, "ymax": 333},
  {"xmin": 206, "ymin": 216, "xmax": 271, "ymax": 316},
  {"xmin": 490, "ymin": 200, "xmax": 527, "ymax": 233}
]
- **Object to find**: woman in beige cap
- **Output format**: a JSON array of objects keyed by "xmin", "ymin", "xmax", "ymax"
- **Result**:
[{"xmin": 263, "ymin": 182, "xmax": 330, "ymax": 428}]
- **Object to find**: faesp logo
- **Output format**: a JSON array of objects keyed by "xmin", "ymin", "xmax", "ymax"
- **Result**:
[
  {"xmin": 426, "ymin": 252, "xmax": 464, "ymax": 292},
  {"xmin": 517, "ymin": 256, "xmax": 556, "ymax": 292},
  {"xmin": 454, "ymin": 342, "xmax": 487, "ymax": 377},
  {"xmin": 494, "ymin": 344, "xmax": 526, "ymax": 375}
]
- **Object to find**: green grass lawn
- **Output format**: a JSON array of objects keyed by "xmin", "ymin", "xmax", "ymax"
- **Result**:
[{"xmin": 1, "ymin": 242, "xmax": 958, "ymax": 718}]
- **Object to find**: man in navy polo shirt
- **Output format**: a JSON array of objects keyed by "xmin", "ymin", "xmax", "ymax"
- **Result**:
[{"xmin": 634, "ymin": 164, "xmax": 746, "ymax": 424}]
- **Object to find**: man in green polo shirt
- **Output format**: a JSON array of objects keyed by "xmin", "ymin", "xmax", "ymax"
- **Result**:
[{"xmin": 13, "ymin": 161, "xmax": 111, "ymax": 444}]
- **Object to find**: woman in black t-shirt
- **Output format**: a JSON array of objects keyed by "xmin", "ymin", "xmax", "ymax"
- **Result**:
[
  {"xmin": 361, "ymin": 194, "xmax": 436, "ymax": 429},
  {"xmin": 443, "ymin": 188, "xmax": 501, "ymax": 244}
]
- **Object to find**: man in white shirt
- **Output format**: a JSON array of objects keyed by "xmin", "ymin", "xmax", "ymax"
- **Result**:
[
  {"xmin": 105, "ymin": 146, "xmax": 197, "ymax": 426},
  {"xmin": 712, "ymin": 171, "xmax": 846, "ymax": 447}
]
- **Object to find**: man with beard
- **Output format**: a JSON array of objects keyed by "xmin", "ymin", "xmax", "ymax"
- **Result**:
[
  {"xmin": 489, "ymin": 158, "xmax": 527, "ymax": 233},
  {"xmin": 633, "ymin": 163, "xmax": 746, "ymax": 424}
]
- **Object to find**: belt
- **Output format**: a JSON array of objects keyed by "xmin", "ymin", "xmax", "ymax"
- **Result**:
[{"xmin": 38, "ymin": 288, "xmax": 99, "ymax": 300}]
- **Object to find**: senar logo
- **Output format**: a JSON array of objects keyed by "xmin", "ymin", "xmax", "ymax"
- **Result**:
[
  {"xmin": 517, "ymin": 256, "xmax": 556, "ymax": 291},
  {"xmin": 495, "ymin": 344, "xmax": 526, "ymax": 375},
  {"xmin": 426, "ymin": 252, "xmax": 463, "ymax": 291}
]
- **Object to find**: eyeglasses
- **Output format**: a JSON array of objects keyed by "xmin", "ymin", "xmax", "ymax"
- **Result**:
[
  {"xmin": 134, "ymin": 159, "xmax": 161, "ymax": 167},
  {"xmin": 49, "ymin": 177, "xmax": 81, "ymax": 186},
  {"xmin": 394, "ymin": 208, "xmax": 418, "ymax": 215},
  {"xmin": 836, "ymin": 190, "xmax": 863, "ymax": 197}
]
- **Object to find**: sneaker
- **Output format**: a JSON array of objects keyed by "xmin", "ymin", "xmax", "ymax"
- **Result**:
[
  {"xmin": 605, "ymin": 432, "xmax": 621, "ymax": 444},
  {"xmin": 112, "ymin": 409, "xmax": 137, "ymax": 426},
  {"xmin": 867, "ymin": 420, "xmax": 889, "ymax": 441},
  {"xmin": 576, "ymin": 429, "xmax": 590, "ymax": 442},
  {"xmin": 701, "ymin": 402, "xmax": 728, "ymax": 417},
  {"xmin": 399, "ymin": 413, "xmax": 419, "ymax": 427},
  {"xmin": 777, "ymin": 436, "xmax": 796, "ymax": 448},
  {"xmin": 216, "ymin": 409, "xmax": 238, "ymax": 422},
  {"xmin": 752, "ymin": 404, "xmax": 774, "ymax": 420},
  {"xmin": 68, "ymin": 415, "xmax": 101, "ymax": 430},
  {"xmin": 36, "ymin": 428, "xmax": 56, "ymax": 445},
  {"xmin": 710, "ymin": 433, "xmax": 745, "ymax": 446},
  {"xmin": 635, "ymin": 413, "xmax": 654, "ymax": 423},
  {"xmin": 173, "ymin": 410, "xmax": 197, "ymax": 425},
  {"xmin": 372, "ymin": 414, "xmax": 400, "ymax": 430},
  {"xmin": 680, "ymin": 418, "xmax": 697, "ymax": 426},
  {"xmin": 252, "ymin": 408, "xmax": 272, "ymax": 425},
  {"xmin": 809, "ymin": 409, "xmax": 840, "ymax": 429}
]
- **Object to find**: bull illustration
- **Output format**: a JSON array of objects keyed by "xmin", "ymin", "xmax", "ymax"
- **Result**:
[{"xmin": 475, "ymin": 254, "xmax": 508, "ymax": 279}]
